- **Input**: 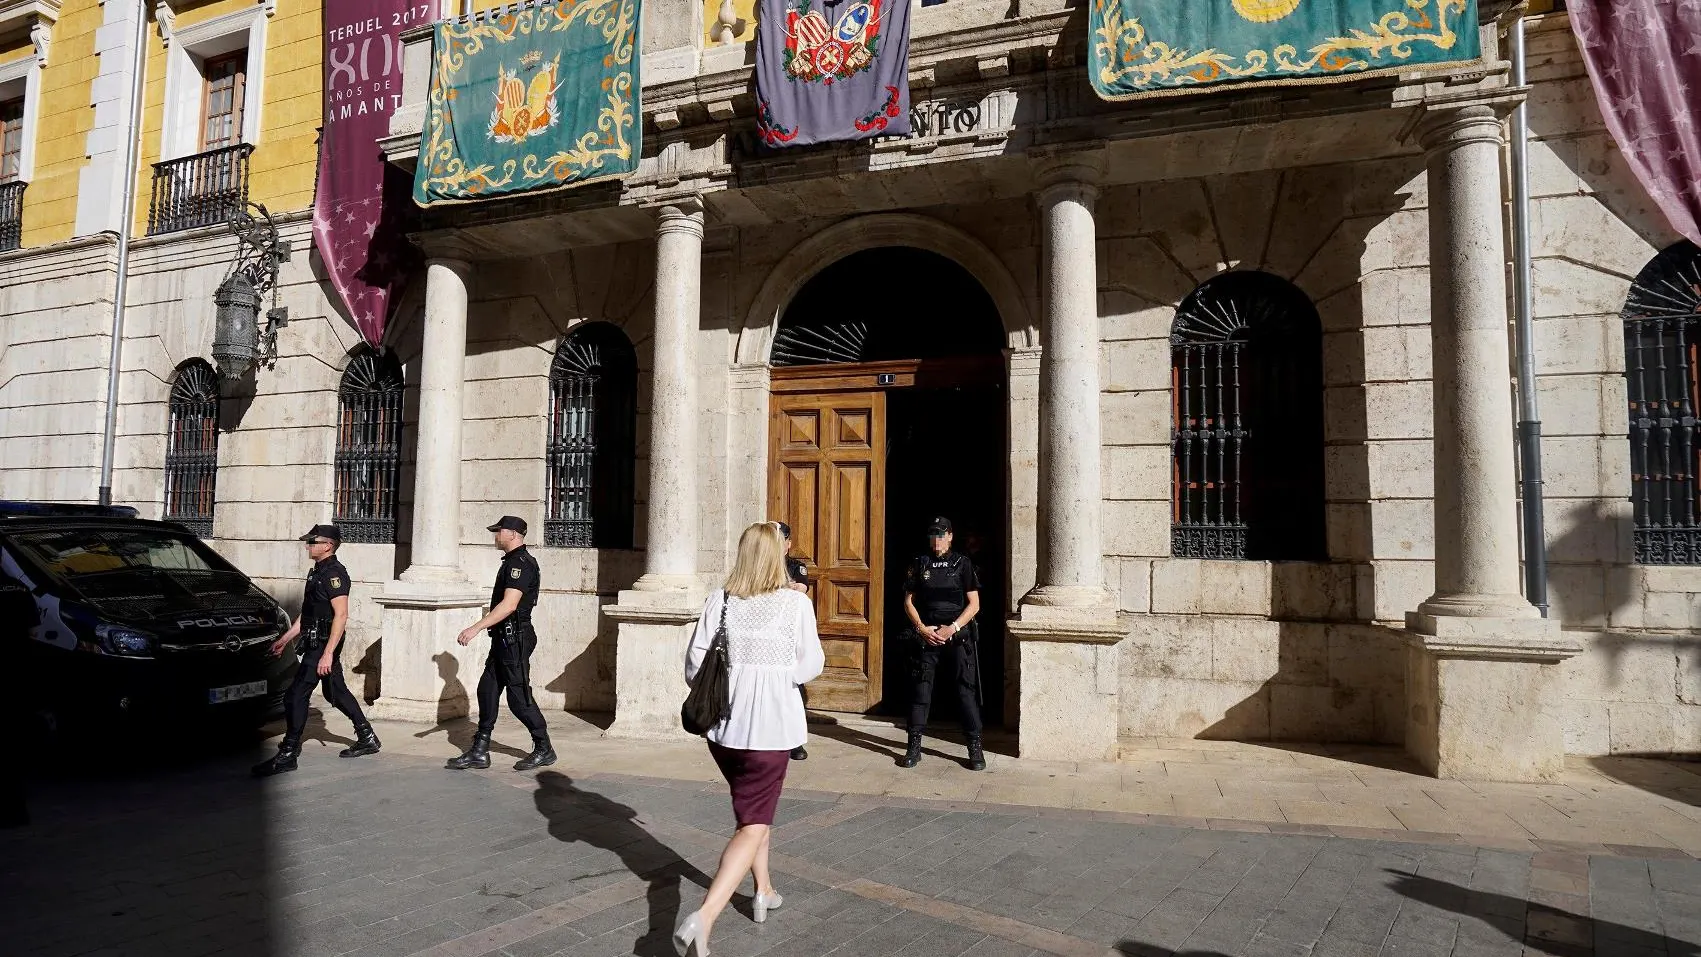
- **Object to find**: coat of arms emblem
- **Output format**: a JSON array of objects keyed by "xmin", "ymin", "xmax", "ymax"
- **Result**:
[
  {"xmin": 783, "ymin": 0, "xmax": 883, "ymax": 83},
  {"xmin": 489, "ymin": 50, "xmax": 561, "ymax": 144}
]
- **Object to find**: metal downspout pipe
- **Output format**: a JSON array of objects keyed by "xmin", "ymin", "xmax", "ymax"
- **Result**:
[
  {"xmin": 1510, "ymin": 16, "xmax": 1549, "ymax": 616},
  {"xmin": 97, "ymin": 0, "xmax": 151, "ymax": 506}
]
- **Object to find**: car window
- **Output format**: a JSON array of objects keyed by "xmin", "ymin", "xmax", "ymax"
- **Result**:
[{"xmin": 8, "ymin": 527, "xmax": 230, "ymax": 583}]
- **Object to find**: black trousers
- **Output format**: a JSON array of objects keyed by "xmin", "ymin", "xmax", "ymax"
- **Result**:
[
  {"xmin": 907, "ymin": 631, "xmax": 982, "ymax": 736},
  {"xmin": 476, "ymin": 622, "xmax": 549, "ymax": 743},
  {"xmin": 283, "ymin": 642, "xmax": 369, "ymax": 746}
]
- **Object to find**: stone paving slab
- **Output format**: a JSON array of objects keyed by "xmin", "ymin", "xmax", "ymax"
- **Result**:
[{"xmin": 3, "ymin": 732, "xmax": 1700, "ymax": 957}]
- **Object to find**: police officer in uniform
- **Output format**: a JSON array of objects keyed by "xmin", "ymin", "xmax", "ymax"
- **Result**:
[
  {"xmin": 777, "ymin": 521, "xmax": 809, "ymax": 761},
  {"xmin": 253, "ymin": 525, "xmax": 381, "ymax": 777},
  {"xmin": 446, "ymin": 516, "xmax": 555, "ymax": 772},
  {"xmin": 899, "ymin": 516, "xmax": 985, "ymax": 771}
]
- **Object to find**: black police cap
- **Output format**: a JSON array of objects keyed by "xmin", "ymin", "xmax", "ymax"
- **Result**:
[
  {"xmin": 487, "ymin": 515, "xmax": 528, "ymax": 535},
  {"xmin": 300, "ymin": 524, "xmax": 342, "ymax": 543},
  {"xmin": 926, "ymin": 516, "xmax": 953, "ymax": 534}
]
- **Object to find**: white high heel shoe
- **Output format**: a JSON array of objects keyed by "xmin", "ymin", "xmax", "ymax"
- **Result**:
[
  {"xmin": 672, "ymin": 908, "xmax": 709, "ymax": 956},
  {"xmin": 753, "ymin": 890, "xmax": 784, "ymax": 923}
]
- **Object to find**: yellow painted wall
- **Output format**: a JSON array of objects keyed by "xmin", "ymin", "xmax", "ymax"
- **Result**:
[
  {"xmin": 133, "ymin": 0, "xmax": 325, "ymax": 236},
  {"xmin": 19, "ymin": 0, "xmax": 101, "ymax": 247}
]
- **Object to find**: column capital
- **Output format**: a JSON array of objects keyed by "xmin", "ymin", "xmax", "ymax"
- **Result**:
[
  {"xmin": 1032, "ymin": 148, "xmax": 1105, "ymax": 204},
  {"xmin": 416, "ymin": 230, "xmax": 480, "ymax": 267},
  {"xmin": 1402, "ymin": 89, "xmax": 1524, "ymax": 151},
  {"xmin": 654, "ymin": 196, "xmax": 707, "ymax": 236}
]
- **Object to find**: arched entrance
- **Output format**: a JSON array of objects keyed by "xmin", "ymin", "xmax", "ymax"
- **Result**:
[{"xmin": 768, "ymin": 247, "xmax": 1009, "ymax": 722}]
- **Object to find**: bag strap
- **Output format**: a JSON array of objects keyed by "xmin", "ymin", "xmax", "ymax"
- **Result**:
[{"xmin": 712, "ymin": 591, "xmax": 730, "ymax": 650}]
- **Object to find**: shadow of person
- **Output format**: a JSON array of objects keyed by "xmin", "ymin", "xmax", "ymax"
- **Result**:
[
  {"xmin": 411, "ymin": 652, "xmax": 529, "ymax": 760},
  {"xmin": 1386, "ymin": 870, "xmax": 1699, "ymax": 957},
  {"xmin": 1117, "ymin": 945, "xmax": 1231, "ymax": 957},
  {"xmin": 532, "ymin": 770, "xmax": 713, "ymax": 957},
  {"xmin": 350, "ymin": 637, "xmax": 382, "ymax": 704},
  {"xmin": 807, "ymin": 715, "xmax": 961, "ymax": 766},
  {"xmin": 300, "ymin": 710, "xmax": 356, "ymax": 749}
]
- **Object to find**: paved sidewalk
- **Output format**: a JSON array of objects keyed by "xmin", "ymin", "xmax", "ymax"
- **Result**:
[
  {"xmin": 363, "ymin": 712, "xmax": 1701, "ymax": 857},
  {"xmin": 3, "ymin": 735, "xmax": 1698, "ymax": 957}
]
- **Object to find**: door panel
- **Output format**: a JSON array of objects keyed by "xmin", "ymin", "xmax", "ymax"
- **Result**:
[{"xmin": 769, "ymin": 390, "xmax": 885, "ymax": 713}]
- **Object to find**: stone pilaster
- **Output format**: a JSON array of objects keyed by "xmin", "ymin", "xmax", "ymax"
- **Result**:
[
  {"xmin": 371, "ymin": 248, "xmax": 485, "ymax": 725},
  {"xmin": 1009, "ymin": 153, "xmax": 1123, "ymax": 763},
  {"xmin": 1403, "ymin": 103, "xmax": 1577, "ymax": 780},
  {"xmin": 607, "ymin": 198, "xmax": 708, "ymax": 740}
]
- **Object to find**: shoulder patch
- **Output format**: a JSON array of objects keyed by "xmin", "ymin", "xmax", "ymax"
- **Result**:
[
  {"xmin": 510, "ymin": 566, "xmax": 522, "ymax": 579},
  {"xmin": 330, "ymin": 577, "xmax": 342, "ymax": 588}
]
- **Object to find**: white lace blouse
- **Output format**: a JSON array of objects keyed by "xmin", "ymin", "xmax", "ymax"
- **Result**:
[{"xmin": 683, "ymin": 587, "xmax": 825, "ymax": 751}]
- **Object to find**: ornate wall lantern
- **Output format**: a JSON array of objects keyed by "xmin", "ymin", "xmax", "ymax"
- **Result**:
[{"xmin": 211, "ymin": 202, "xmax": 292, "ymax": 382}]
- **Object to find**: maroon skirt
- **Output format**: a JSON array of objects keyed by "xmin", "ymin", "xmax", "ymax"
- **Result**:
[{"xmin": 707, "ymin": 742, "xmax": 791, "ymax": 827}]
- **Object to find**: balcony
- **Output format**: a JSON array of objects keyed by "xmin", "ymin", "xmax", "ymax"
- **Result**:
[
  {"xmin": 0, "ymin": 179, "xmax": 22, "ymax": 252},
  {"xmin": 147, "ymin": 144, "xmax": 252, "ymax": 236}
]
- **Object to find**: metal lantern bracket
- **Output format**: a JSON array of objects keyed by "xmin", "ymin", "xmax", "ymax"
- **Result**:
[{"xmin": 212, "ymin": 202, "xmax": 293, "ymax": 380}]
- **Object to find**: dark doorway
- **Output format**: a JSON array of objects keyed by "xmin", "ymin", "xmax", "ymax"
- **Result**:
[{"xmin": 881, "ymin": 381, "xmax": 1007, "ymax": 728}]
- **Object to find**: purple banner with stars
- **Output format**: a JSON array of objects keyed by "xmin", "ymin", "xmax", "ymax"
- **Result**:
[
  {"xmin": 313, "ymin": 0, "xmax": 432, "ymax": 346},
  {"xmin": 754, "ymin": 0, "xmax": 912, "ymax": 148}
]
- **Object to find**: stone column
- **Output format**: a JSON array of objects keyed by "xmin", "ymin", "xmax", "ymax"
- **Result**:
[
  {"xmin": 370, "ymin": 248, "xmax": 486, "ymax": 724},
  {"xmin": 1404, "ymin": 104, "xmax": 1577, "ymax": 780},
  {"xmin": 605, "ymin": 198, "xmax": 708, "ymax": 740},
  {"xmin": 1007, "ymin": 153, "xmax": 1124, "ymax": 763}
]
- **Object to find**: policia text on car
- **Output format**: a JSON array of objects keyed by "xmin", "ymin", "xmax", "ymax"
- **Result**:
[
  {"xmin": 253, "ymin": 525, "xmax": 381, "ymax": 777},
  {"xmin": 445, "ymin": 515, "xmax": 556, "ymax": 772},
  {"xmin": 899, "ymin": 516, "xmax": 985, "ymax": 771}
]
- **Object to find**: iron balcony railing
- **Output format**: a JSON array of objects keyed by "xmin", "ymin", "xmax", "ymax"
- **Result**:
[
  {"xmin": 0, "ymin": 180, "xmax": 24, "ymax": 252},
  {"xmin": 147, "ymin": 144, "xmax": 252, "ymax": 236}
]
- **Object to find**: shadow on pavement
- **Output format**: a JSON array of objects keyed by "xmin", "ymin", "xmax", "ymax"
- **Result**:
[
  {"xmin": 1584, "ymin": 754, "xmax": 1701, "ymax": 809},
  {"xmin": 531, "ymin": 770, "xmax": 713, "ymax": 957},
  {"xmin": 0, "ymin": 726, "xmax": 277, "ymax": 957},
  {"xmin": 1117, "ymin": 947, "xmax": 1231, "ymax": 957},
  {"xmin": 808, "ymin": 715, "xmax": 995, "ymax": 767},
  {"xmin": 1388, "ymin": 870, "xmax": 1701, "ymax": 956}
]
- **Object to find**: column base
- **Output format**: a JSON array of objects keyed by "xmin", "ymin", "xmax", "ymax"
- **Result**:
[
  {"xmin": 604, "ymin": 586, "xmax": 707, "ymax": 741},
  {"xmin": 367, "ymin": 579, "xmax": 487, "ymax": 725},
  {"xmin": 1416, "ymin": 591, "xmax": 1541, "ymax": 620},
  {"xmin": 1403, "ymin": 612, "xmax": 1581, "ymax": 782},
  {"xmin": 1007, "ymin": 603, "xmax": 1125, "ymax": 762}
]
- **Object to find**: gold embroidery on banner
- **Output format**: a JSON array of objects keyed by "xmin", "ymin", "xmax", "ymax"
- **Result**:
[
  {"xmin": 417, "ymin": 0, "xmax": 638, "ymax": 200},
  {"xmin": 1094, "ymin": 0, "xmax": 1467, "ymax": 96},
  {"xmin": 1233, "ymin": 0, "xmax": 1304, "ymax": 23}
]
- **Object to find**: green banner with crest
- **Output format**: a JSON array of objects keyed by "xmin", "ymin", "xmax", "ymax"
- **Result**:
[
  {"xmin": 1089, "ymin": 0, "xmax": 1480, "ymax": 102},
  {"xmin": 413, "ymin": 0, "xmax": 640, "ymax": 206}
]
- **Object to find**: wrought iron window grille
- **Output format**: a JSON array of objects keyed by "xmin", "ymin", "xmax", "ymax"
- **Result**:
[
  {"xmin": 1170, "ymin": 271, "xmax": 1326, "ymax": 562},
  {"xmin": 1623, "ymin": 241, "xmax": 1701, "ymax": 565},
  {"xmin": 334, "ymin": 352, "xmax": 406, "ymax": 544},
  {"xmin": 148, "ymin": 144, "xmax": 253, "ymax": 236},
  {"xmin": 0, "ymin": 180, "xmax": 24, "ymax": 253},
  {"xmin": 163, "ymin": 360, "xmax": 220, "ymax": 537},
  {"xmin": 546, "ymin": 323, "xmax": 638, "ymax": 549}
]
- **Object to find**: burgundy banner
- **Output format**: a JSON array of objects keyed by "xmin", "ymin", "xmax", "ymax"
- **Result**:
[
  {"xmin": 1568, "ymin": 0, "xmax": 1701, "ymax": 247},
  {"xmin": 313, "ymin": 0, "xmax": 432, "ymax": 346}
]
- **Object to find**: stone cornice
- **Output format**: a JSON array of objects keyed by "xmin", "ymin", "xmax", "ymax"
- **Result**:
[{"xmin": 0, "ymin": 0, "xmax": 58, "ymax": 64}]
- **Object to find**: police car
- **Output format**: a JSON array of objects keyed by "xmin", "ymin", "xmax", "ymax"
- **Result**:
[{"xmin": 0, "ymin": 502, "xmax": 296, "ymax": 731}]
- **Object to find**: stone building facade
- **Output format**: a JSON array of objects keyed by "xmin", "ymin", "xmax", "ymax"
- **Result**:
[{"xmin": 0, "ymin": 0, "xmax": 1696, "ymax": 778}]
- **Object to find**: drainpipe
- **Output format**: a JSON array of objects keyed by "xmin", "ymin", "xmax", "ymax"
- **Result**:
[
  {"xmin": 97, "ymin": 0, "xmax": 150, "ymax": 506},
  {"xmin": 1510, "ymin": 15, "xmax": 1549, "ymax": 616}
]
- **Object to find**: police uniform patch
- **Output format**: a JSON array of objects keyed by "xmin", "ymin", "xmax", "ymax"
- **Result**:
[
  {"xmin": 510, "ymin": 566, "xmax": 521, "ymax": 579},
  {"xmin": 330, "ymin": 577, "xmax": 342, "ymax": 588}
]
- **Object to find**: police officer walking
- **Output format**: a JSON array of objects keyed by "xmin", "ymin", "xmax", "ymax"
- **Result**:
[
  {"xmin": 253, "ymin": 524, "xmax": 381, "ymax": 777},
  {"xmin": 446, "ymin": 516, "xmax": 555, "ymax": 772},
  {"xmin": 899, "ymin": 516, "xmax": 985, "ymax": 771},
  {"xmin": 777, "ymin": 521, "xmax": 809, "ymax": 762}
]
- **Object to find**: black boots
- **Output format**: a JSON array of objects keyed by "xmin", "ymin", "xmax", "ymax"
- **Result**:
[
  {"xmin": 898, "ymin": 730, "xmax": 924, "ymax": 768},
  {"xmin": 445, "ymin": 733, "xmax": 492, "ymax": 770},
  {"xmin": 966, "ymin": 734, "xmax": 986, "ymax": 772},
  {"xmin": 252, "ymin": 742, "xmax": 301, "ymax": 777},
  {"xmin": 340, "ymin": 726, "xmax": 382, "ymax": 758},
  {"xmin": 513, "ymin": 738, "xmax": 557, "ymax": 771}
]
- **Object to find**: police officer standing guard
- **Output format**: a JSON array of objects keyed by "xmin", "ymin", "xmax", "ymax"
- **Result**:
[
  {"xmin": 253, "ymin": 525, "xmax": 381, "ymax": 777},
  {"xmin": 899, "ymin": 516, "xmax": 985, "ymax": 771},
  {"xmin": 446, "ymin": 516, "xmax": 556, "ymax": 772}
]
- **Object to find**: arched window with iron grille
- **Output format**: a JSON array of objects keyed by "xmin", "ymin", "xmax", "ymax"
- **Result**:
[
  {"xmin": 164, "ymin": 359, "xmax": 220, "ymax": 536},
  {"xmin": 334, "ymin": 351, "xmax": 405, "ymax": 544},
  {"xmin": 1171, "ymin": 271, "xmax": 1326, "ymax": 561},
  {"xmin": 1623, "ymin": 241, "xmax": 1701, "ymax": 565},
  {"xmin": 546, "ymin": 323, "xmax": 637, "ymax": 548}
]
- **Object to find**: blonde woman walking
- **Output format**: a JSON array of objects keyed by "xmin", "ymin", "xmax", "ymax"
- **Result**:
[{"xmin": 674, "ymin": 521, "xmax": 825, "ymax": 957}]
